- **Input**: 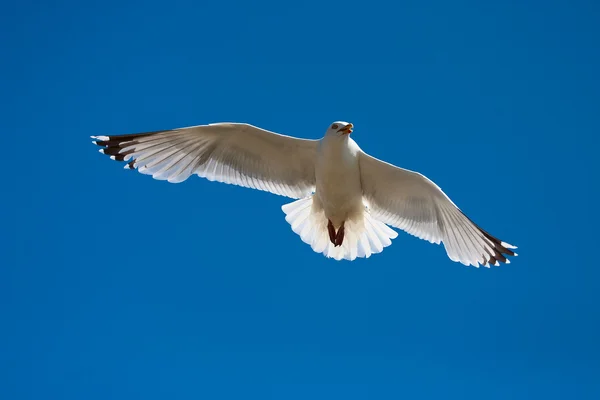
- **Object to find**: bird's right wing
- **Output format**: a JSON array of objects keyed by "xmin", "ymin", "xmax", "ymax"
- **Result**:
[
  {"xmin": 359, "ymin": 151, "xmax": 517, "ymax": 267},
  {"xmin": 92, "ymin": 123, "xmax": 318, "ymax": 199}
]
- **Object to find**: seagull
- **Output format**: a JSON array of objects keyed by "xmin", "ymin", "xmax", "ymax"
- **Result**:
[{"xmin": 92, "ymin": 121, "xmax": 517, "ymax": 266}]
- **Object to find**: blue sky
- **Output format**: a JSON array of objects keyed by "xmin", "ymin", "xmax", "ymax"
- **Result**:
[{"xmin": 2, "ymin": 0, "xmax": 599, "ymax": 398}]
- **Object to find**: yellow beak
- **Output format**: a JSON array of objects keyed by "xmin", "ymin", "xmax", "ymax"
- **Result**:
[{"xmin": 337, "ymin": 123, "xmax": 354, "ymax": 134}]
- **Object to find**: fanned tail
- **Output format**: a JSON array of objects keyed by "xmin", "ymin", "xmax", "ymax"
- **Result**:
[{"xmin": 282, "ymin": 197, "xmax": 398, "ymax": 261}]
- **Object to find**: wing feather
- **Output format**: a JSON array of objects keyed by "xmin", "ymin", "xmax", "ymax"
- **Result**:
[
  {"xmin": 359, "ymin": 151, "xmax": 517, "ymax": 267},
  {"xmin": 93, "ymin": 123, "xmax": 318, "ymax": 199}
]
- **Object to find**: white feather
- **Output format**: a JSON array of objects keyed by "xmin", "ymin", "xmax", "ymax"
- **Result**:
[
  {"xmin": 359, "ymin": 151, "xmax": 517, "ymax": 267},
  {"xmin": 282, "ymin": 197, "xmax": 397, "ymax": 261}
]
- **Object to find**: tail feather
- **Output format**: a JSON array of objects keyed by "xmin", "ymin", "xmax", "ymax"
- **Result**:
[{"xmin": 282, "ymin": 197, "xmax": 398, "ymax": 261}]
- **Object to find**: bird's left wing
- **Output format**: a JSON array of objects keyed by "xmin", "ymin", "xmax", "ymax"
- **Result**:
[
  {"xmin": 93, "ymin": 123, "xmax": 318, "ymax": 199},
  {"xmin": 359, "ymin": 151, "xmax": 517, "ymax": 267}
]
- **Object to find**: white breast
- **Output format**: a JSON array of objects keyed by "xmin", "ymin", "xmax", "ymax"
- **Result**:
[{"xmin": 314, "ymin": 136, "xmax": 364, "ymax": 226}]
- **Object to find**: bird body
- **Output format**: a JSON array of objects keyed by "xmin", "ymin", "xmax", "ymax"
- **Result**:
[
  {"xmin": 92, "ymin": 120, "xmax": 517, "ymax": 266},
  {"xmin": 315, "ymin": 132, "xmax": 362, "ymax": 228}
]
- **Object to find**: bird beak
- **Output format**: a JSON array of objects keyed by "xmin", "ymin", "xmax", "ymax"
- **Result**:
[{"xmin": 337, "ymin": 123, "xmax": 354, "ymax": 135}]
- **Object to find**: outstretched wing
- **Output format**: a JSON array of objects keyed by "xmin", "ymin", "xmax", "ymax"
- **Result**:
[
  {"xmin": 92, "ymin": 123, "xmax": 318, "ymax": 199},
  {"xmin": 359, "ymin": 151, "xmax": 517, "ymax": 267}
]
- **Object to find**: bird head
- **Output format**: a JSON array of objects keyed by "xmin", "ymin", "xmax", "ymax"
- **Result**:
[{"xmin": 326, "ymin": 121, "xmax": 354, "ymax": 137}]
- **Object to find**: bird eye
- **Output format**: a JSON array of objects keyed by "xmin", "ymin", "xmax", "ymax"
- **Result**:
[{"xmin": 331, "ymin": 124, "xmax": 339, "ymax": 130}]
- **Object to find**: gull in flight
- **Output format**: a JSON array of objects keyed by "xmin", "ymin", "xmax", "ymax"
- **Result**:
[{"xmin": 92, "ymin": 121, "xmax": 517, "ymax": 266}]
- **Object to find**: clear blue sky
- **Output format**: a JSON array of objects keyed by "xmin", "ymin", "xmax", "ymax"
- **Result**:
[{"xmin": 2, "ymin": 0, "xmax": 599, "ymax": 399}]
